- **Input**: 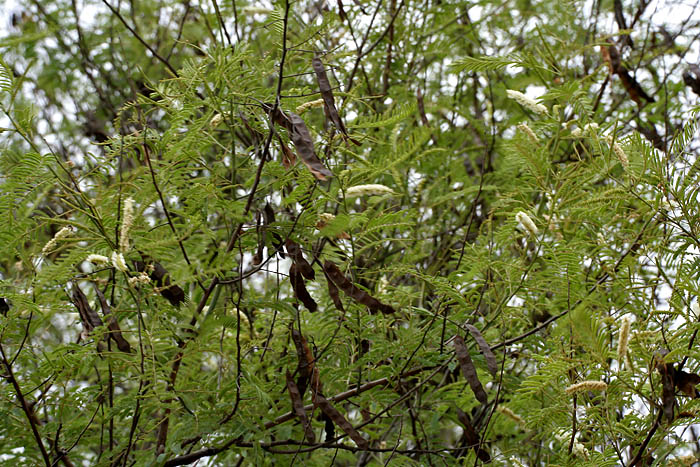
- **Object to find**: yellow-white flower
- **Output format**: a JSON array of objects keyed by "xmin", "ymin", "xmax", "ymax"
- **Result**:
[
  {"xmin": 554, "ymin": 430, "xmax": 570, "ymax": 443},
  {"xmin": 41, "ymin": 226, "xmax": 75, "ymax": 255},
  {"xmin": 496, "ymin": 406, "xmax": 525, "ymax": 426},
  {"xmin": 605, "ymin": 135, "xmax": 629, "ymax": 170},
  {"xmin": 120, "ymin": 197, "xmax": 135, "ymax": 252},
  {"xmin": 565, "ymin": 380, "xmax": 607, "ymax": 395},
  {"xmin": 210, "ymin": 113, "xmax": 224, "ymax": 127},
  {"xmin": 344, "ymin": 184, "xmax": 396, "ymax": 198},
  {"xmin": 584, "ymin": 123, "xmax": 599, "ymax": 133},
  {"xmin": 295, "ymin": 98, "xmax": 325, "ymax": 115},
  {"xmin": 86, "ymin": 254, "xmax": 110, "ymax": 264},
  {"xmin": 128, "ymin": 272, "xmax": 151, "ymax": 287},
  {"xmin": 319, "ymin": 213, "xmax": 336, "ymax": 224},
  {"xmin": 617, "ymin": 315, "xmax": 632, "ymax": 363},
  {"xmin": 506, "ymin": 90, "xmax": 548, "ymax": 115},
  {"xmin": 111, "ymin": 251, "xmax": 128, "ymax": 272},
  {"xmin": 668, "ymin": 454, "xmax": 698, "ymax": 466},
  {"xmin": 517, "ymin": 123, "xmax": 538, "ymax": 142},
  {"xmin": 572, "ymin": 441, "xmax": 589, "ymax": 459},
  {"xmin": 596, "ymin": 232, "xmax": 606, "ymax": 246},
  {"xmin": 515, "ymin": 211, "xmax": 538, "ymax": 237}
]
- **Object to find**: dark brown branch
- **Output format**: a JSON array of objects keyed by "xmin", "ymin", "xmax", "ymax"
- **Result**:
[
  {"xmin": 629, "ymin": 410, "xmax": 663, "ymax": 466},
  {"xmin": 0, "ymin": 341, "xmax": 52, "ymax": 466}
]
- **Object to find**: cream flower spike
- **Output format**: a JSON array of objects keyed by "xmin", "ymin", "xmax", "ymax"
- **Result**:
[
  {"xmin": 515, "ymin": 211, "xmax": 538, "ymax": 237},
  {"xmin": 120, "ymin": 197, "xmax": 135, "ymax": 252},
  {"xmin": 111, "ymin": 251, "xmax": 128, "ymax": 272},
  {"xmin": 344, "ymin": 184, "xmax": 396, "ymax": 198},
  {"xmin": 86, "ymin": 254, "xmax": 109, "ymax": 264},
  {"xmin": 565, "ymin": 380, "xmax": 607, "ymax": 395},
  {"xmin": 506, "ymin": 90, "xmax": 548, "ymax": 115},
  {"xmin": 41, "ymin": 226, "xmax": 75, "ymax": 255}
]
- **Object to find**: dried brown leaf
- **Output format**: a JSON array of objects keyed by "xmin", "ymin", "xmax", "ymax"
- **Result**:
[
  {"xmin": 323, "ymin": 261, "xmax": 395, "ymax": 314},
  {"xmin": 465, "ymin": 324, "xmax": 498, "ymax": 378},
  {"xmin": 94, "ymin": 285, "xmax": 132, "ymax": 353},
  {"xmin": 285, "ymin": 240, "xmax": 315, "ymax": 280},
  {"xmin": 313, "ymin": 392, "xmax": 369, "ymax": 450},
  {"xmin": 453, "ymin": 335, "xmax": 487, "ymax": 404},
  {"xmin": 289, "ymin": 264, "xmax": 317, "ymax": 312},
  {"xmin": 286, "ymin": 370, "xmax": 315, "ymax": 443}
]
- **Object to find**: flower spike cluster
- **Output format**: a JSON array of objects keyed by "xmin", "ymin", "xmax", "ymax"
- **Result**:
[
  {"xmin": 617, "ymin": 315, "xmax": 632, "ymax": 363},
  {"xmin": 111, "ymin": 252, "xmax": 128, "ymax": 272},
  {"xmin": 41, "ymin": 226, "xmax": 75, "ymax": 255},
  {"xmin": 120, "ymin": 197, "xmax": 135, "ymax": 252},
  {"xmin": 565, "ymin": 380, "xmax": 608, "ymax": 395},
  {"xmin": 344, "ymin": 184, "xmax": 395, "ymax": 198},
  {"xmin": 506, "ymin": 89, "xmax": 548, "ymax": 115},
  {"xmin": 515, "ymin": 211, "xmax": 538, "ymax": 237}
]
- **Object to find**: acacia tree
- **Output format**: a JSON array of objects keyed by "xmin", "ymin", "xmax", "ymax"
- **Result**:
[{"xmin": 2, "ymin": 0, "xmax": 700, "ymax": 465}]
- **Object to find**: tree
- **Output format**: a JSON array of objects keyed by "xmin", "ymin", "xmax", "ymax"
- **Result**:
[{"xmin": 1, "ymin": 0, "xmax": 700, "ymax": 465}]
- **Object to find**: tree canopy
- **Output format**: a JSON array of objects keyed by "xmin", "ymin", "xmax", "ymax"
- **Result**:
[{"xmin": 2, "ymin": 0, "xmax": 700, "ymax": 465}]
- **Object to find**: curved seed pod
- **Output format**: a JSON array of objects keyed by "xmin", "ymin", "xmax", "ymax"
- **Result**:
[
  {"xmin": 453, "ymin": 335, "xmax": 487, "ymax": 404},
  {"xmin": 94, "ymin": 285, "xmax": 132, "ymax": 353},
  {"xmin": 323, "ymin": 261, "xmax": 395, "ymax": 314},
  {"xmin": 266, "ymin": 105, "xmax": 332, "ymax": 180},
  {"xmin": 465, "ymin": 324, "xmax": 498, "ymax": 377},
  {"xmin": 72, "ymin": 284, "xmax": 103, "ymax": 332},
  {"xmin": 285, "ymin": 240, "xmax": 314, "ymax": 279},
  {"xmin": 324, "ymin": 269, "xmax": 345, "ymax": 313},
  {"xmin": 134, "ymin": 260, "xmax": 185, "ymax": 306},
  {"xmin": 289, "ymin": 264, "xmax": 317, "ymax": 313},
  {"xmin": 312, "ymin": 57, "xmax": 347, "ymax": 136},
  {"xmin": 313, "ymin": 392, "xmax": 368, "ymax": 450},
  {"xmin": 285, "ymin": 371, "xmax": 315, "ymax": 443},
  {"xmin": 291, "ymin": 327, "xmax": 321, "ymax": 397},
  {"xmin": 263, "ymin": 203, "xmax": 285, "ymax": 258},
  {"xmin": 654, "ymin": 350, "xmax": 675, "ymax": 421}
]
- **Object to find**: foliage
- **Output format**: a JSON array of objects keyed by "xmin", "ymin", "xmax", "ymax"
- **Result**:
[{"xmin": 1, "ymin": 0, "xmax": 700, "ymax": 465}]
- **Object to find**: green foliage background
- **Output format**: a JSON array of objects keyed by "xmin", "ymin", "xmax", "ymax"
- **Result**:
[{"xmin": 1, "ymin": 0, "xmax": 700, "ymax": 465}]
